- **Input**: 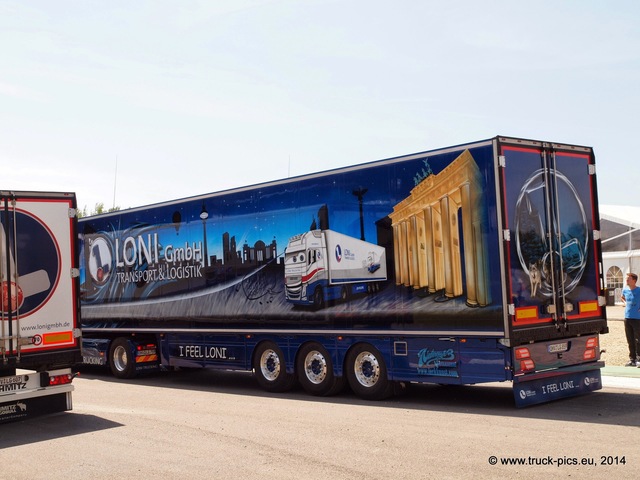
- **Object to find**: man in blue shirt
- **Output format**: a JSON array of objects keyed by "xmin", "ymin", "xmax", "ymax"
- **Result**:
[{"xmin": 621, "ymin": 272, "xmax": 640, "ymax": 367}]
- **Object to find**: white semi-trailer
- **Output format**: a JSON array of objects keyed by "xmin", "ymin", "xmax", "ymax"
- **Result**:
[
  {"xmin": 0, "ymin": 191, "xmax": 82, "ymax": 423},
  {"xmin": 285, "ymin": 229, "xmax": 387, "ymax": 309}
]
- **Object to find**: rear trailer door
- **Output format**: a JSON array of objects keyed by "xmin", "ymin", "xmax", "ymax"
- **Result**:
[
  {"xmin": 498, "ymin": 137, "xmax": 606, "ymax": 343},
  {"xmin": 0, "ymin": 192, "xmax": 80, "ymax": 367},
  {"xmin": 498, "ymin": 138, "xmax": 606, "ymax": 406}
]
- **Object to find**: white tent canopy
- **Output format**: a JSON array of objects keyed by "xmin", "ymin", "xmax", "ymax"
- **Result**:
[
  {"xmin": 599, "ymin": 204, "xmax": 640, "ymax": 303},
  {"xmin": 599, "ymin": 204, "xmax": 640, "ymax": 230}
]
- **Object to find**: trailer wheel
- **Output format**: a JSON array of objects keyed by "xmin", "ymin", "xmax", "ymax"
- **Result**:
[
  {"xmin": 253, "ymin": 341, "xmax": 296, "ymax": 393},
  {"xmin": 296, "ymin": 343, "xmax": 345, "ymax": 396},
  {"xmin": 109, "ymin": 338, "xmax": 137, "ymax": 379},
  {"xmin": 312, "ymin": 287, "xmax": 324, "ymax": 310},
  {"xmin": 345, "ymin": 343, "xmax": 394, "ymax": 400},
  {"xmin": 340, "ymin": 286, "xmax": 349, "ymax": 302}
]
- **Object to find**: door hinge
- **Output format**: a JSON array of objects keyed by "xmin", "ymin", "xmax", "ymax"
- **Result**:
[
  {"xmin": 498, "ymin": 155, "xmax": 506, "ymax": 168},
  {"xmin": 593, "ymin": 229, "xmax": 601, "ymax": 241},
  {"xmin": 70, "ymin": 268, "xmax": 80, "ymax": 278},
  {"xmin": 503, "ymin": 229, "xmax": 511, "ymax": 242},
  {"xmin": 69, "ymin": 208, "xmax": 78, "ymax": 218},
  {"xmin": 588, "ymin": 164, "xmax": 596, "ymax": 175}
]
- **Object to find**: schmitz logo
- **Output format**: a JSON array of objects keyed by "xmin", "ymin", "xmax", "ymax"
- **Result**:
[
  {"xmin": 0, "ymin": 209, "xmax": 60, "ymax": 316},
  {"xmin": 0, "ymin": 401, "xmax": 27, "ymax": 417}
]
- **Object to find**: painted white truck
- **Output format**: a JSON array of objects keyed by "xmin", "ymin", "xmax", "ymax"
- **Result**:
[
  {"xmin": 285, "ymin": 229, "xmax": 387, "ymax": 308},
  {"xmin": 0, "ymin": 191, "xmax": 82, "ymax": 424}
]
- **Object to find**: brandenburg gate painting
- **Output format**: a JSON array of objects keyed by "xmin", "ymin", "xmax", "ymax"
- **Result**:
[{"xmin": 389, "ymin": 150, "xmax": 491, "ymax": 307}]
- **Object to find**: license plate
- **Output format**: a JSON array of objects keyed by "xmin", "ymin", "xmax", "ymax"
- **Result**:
[
  {"xmin": 0, "ymin": 375, "xmax": 25, "ymax": 386},
  {"xmin": 548, "ymin": 342, "xmax": 568, "ymax": 353}
]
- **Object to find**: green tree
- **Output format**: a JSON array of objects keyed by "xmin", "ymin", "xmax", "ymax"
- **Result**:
[{"xmin": 77, "ymin": 202, "xmax": 120, "ymax": 218}]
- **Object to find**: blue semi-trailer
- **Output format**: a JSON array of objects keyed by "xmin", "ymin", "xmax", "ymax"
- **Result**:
[{"xmin": 79, "ymin": 136, "xmax": 607, "ymax": 406}]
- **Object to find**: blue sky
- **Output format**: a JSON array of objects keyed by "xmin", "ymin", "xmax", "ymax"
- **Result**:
[{"xmin": 1, "ymin": 0, "xmax": 639, "ymax": 211}]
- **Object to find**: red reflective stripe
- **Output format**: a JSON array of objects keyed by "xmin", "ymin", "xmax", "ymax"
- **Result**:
[
  {"xmin": 302, "ymin": 268, "xmax": 324, "ymax": 283},
  {"xmin": 135, "ymin": 355, "xmax": 158, "ymax": 363}
]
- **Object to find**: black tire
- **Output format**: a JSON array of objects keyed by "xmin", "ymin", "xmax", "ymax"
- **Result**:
[
  {"xmin": 312, "ymin": 287, "xmax": 325, "ymax": 310},
  {"xmin": 109, "ymin": 338, "xmax": 137, "ymax": 379},
  {"xmin": 340, "ymin": 286, "xmax": 349, "ymax": 302},
  {"xmin": 296, "ymin": 343, "xmax": 345, "ymax": 396},
  {"xmin": 253, "ymin": 341, "xmax": 296, "ymax": 393},
  {"xmin": 345, "ymin": 343, "xmax": 394, "ymax": 400}
]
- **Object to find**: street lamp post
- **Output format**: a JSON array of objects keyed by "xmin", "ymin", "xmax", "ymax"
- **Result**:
[
  {"xmin": 352, "ymin": 188, "xmax": 368, "ymax": 241},
  {"xmin": 200, "ymin": 203, "xmax": 209, "ymax": 268}
]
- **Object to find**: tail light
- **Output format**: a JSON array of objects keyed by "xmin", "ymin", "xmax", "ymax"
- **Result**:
[
  {"xmin": 515, "ymin": 347, "xmax": 535, "ymax": 372},
  {"xmin": 583, "ymin": 336, "xmax": 599, "ymax": 360},
  {"xmin": 41, "ymin": 371, "xmax": 77, "ymax": 386},
  {"xmin": 520, "ymin": 359, "xmax": 536, "ymax": 371}
]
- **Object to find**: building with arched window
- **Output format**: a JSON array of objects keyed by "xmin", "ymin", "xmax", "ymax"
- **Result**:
[{"xmin": 600, "ymin": 205, "xmax": 640, "ymax": 303}]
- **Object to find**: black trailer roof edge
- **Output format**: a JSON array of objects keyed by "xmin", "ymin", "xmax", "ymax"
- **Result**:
[{"xmin": 0, "ymin": 190, "xmax": 76, "ymax": 200}]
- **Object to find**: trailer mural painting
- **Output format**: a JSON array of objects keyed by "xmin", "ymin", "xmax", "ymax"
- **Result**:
[
  {"xmin": 284, "ymin": 229, "xmax": 388, "ymax": 309},
  {"xmin": 502, "ymin": 145, "xmax": 597, "ymax": 326},
  {"xmin": 80, "ymin": 145, "xmax": 503, "ymax": 332},
  {"xmin": 79, "ymin": 137, "xmax": 606, "ymax": 407}
]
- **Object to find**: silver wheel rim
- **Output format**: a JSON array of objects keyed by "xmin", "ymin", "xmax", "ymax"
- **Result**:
[
  {"xmin": 113, "ymin": 345, "xmax": 128, "ymax": 372},
  {"xmin": 304, "ymin": 350, "xmax": 327, "ymax": 385},
  {"xmin": 354, "ymin": 351, "xmax": 380, "ymax": 387},
  {"xmin": 260, "ymin": 349, "xmax": 281, "ymax": 382}
]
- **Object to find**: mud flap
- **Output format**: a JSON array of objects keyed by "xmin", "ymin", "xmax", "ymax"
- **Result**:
[
  {"xmin": 513, "ymin": 368, "xmax": 602, "ymax": 407},
  {"xmin": 0, "ymin": 390, "xmax": 72, "ymax": 424}
]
